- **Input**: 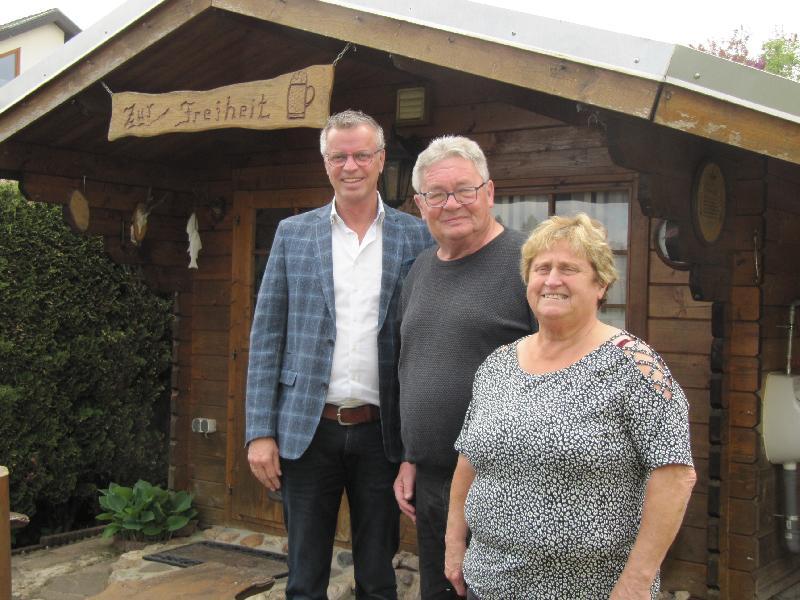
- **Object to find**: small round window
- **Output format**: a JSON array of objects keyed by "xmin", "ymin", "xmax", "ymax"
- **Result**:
[{"xmin": 654, "ymin": 219, "xmax": 690, "ymax": 270}]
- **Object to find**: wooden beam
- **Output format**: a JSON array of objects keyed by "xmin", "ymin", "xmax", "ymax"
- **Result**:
[
  {"xmin": 654, "ymin": 85, "xmax": 800, "ymax": 166},
  {"xmin": 0, "ymin": 466, "xmax": 9, "ymax": 600},
  {"xmin": 607, "ymin": 114, "xmax": 710, "ymax": 177},
  {"xmin": 0, "ymin": 141, "xmax": 204, "ymax": 191},
  {"xmin": 626, "ymin": 182, "xmax": 649, "ymax": 340},
  {"xmin": 212, "ymin": 0, "xmax": 660, "ymax": 119},
  {"xmin": 0, "ymin": 0, "xmax": 213, "ymax": 143}
]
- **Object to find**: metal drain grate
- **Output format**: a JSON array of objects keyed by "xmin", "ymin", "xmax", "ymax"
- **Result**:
[{"xmin": 143, "ymin": 541, "xmax": 288, "ymax": 578}]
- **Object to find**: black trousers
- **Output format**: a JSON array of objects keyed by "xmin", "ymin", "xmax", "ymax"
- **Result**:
[
  {"xmin": 280, "ymin": 419, "xmax": 400, "ymax": 600},
  {"xmin": 415, "ymin": 464, "xmax": 464, "ymax": 599}
]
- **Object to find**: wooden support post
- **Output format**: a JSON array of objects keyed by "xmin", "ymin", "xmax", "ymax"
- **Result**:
[{"xmin": 1, "ymin": 466, "xmax": 10, "ymax": 600}]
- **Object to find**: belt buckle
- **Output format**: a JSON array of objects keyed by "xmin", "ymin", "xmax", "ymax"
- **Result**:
[{"xmin": 337, "ymin": 406, "xmax": 356, "ymax": 426}]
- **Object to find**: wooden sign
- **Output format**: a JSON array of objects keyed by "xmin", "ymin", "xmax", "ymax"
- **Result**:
[{"xmin": 108, "ymin": 65, "xmax": 333, "ymax": 141}]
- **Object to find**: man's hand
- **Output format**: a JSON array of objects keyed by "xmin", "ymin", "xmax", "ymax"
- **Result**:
[
  {"xmin": 393, "ymin": 461, "xmax": 416, "ymax": 522},
  {"xmin": 247, "ymin": 437, "xmax": 282, "ymax": 491},
  {"xmin": 444, "ymin": 539, "xmax": 467, "ymax": 597}
]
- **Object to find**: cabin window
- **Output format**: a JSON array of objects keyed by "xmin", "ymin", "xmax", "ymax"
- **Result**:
[
  {"xmin": 493, "ymin": 187, "xmax": 630, "ymax": 330},
  {"xmin": 0, "ymin": 48, "xmax": 21, "ymax": 86},
  {"xmin": 253, "ymin": 208, "xmax": 294, "ymax": 310},
  {"xmin": 252, "ymin": 207, "xmax": 312, "ymax": 311}
]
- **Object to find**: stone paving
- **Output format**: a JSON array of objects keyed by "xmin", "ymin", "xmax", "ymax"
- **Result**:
[
  {"xmin": 15, "ymin": 526, "xmax": 798, "ymax": 599},
  {"xmin": 11, "ymin": 526, "xmax": 420, "ymax": 599},
  {"xmin": 108, "ymin": 526, "xmax": 421, "ymax": 599}
]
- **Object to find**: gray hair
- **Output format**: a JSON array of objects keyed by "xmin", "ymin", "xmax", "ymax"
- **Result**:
[
  {"xmin": 411, "ymin": 135, "xmax": 490, "ymax": 192},
  {"xmin": 319, "ymin": 110, "xmax": 385, "ymax": 156}
]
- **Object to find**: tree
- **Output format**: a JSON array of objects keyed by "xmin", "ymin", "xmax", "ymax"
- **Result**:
[
  {"xmin": 693, "ymin": 27, "xmax": 800, "ymax": 82},
  {"xmin": 762, "ymin": 32, "xmax": 800, "ymax": 81},
  {"xmin": 693, "ymin": 26, "xmax": 764, "ymax": 70}
]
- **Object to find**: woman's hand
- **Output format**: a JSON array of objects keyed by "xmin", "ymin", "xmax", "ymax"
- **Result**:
[
  {"xmin": 444, "ymin": 539, "xmax": 467, "ymax": 596},
  {"xmin": 611, "ymin": 464, "xmax": 696, "ymax": 600},
  {"xmin": 609, "ymin": 575, "xmax": 651, "ymax": 599},
  {"xmin": 445, "ymin": 455, "xmax": 476, "ymax": 598}
]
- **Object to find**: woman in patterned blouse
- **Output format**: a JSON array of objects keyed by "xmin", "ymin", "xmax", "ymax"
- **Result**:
[{"xmin": 444, "ymin": 213, "xmax": 696, "ymax": 599}]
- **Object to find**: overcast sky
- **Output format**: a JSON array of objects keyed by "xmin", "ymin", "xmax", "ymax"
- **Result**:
[{"xmin": 2, "ymin": 0, "xmax": 799, "ymax": 54}]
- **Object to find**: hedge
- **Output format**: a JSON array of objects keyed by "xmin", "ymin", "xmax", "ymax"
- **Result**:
[{"xmin": 0, "ymin": 181, "xmax": 172, "ymax": 536}]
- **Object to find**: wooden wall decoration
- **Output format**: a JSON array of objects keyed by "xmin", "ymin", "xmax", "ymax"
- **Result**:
[
  {"xmin": 63, "ymin": 189, "xmax": 90, "ymax": 233},
  {"xmin": 692, "ymin": 160, "xmax": 727, "ymax": 246},
  {"xmin": 108, "ymin": 65, "xmax": 334, "ymax": 140}
]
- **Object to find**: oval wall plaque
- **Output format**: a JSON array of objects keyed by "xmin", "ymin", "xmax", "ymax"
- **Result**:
[{"xmin": 692, "ymin": 160, "xmax": 726, "ymax": 245}]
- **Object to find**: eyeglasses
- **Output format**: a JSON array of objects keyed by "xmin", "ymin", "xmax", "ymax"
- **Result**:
[
  {"xmin": 325, "ymin": 148, "xmax": 384, "ymax": 167},
  {"xmin": 418, "ymin": 181, "xmax": 488, "ymax": 208}
]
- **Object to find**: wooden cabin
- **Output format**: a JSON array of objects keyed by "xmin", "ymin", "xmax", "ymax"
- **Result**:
[{"xmin": 1, "ymin": 1, "xmax": 799, "ymax": 597}]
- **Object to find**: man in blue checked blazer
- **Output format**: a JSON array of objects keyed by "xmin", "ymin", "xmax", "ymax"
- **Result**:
[{"xmin": 246, "ymin": 110, "xmax": 432, "ymax": 600}]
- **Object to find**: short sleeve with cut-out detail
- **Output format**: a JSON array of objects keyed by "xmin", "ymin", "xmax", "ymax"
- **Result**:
[
  {"xmin": 454, "ymin": 331, "xmax": 693, "ymax": 600},
  {"xmin": 616, "ymin": 336, "xmax": 694, "ymax": 471}
]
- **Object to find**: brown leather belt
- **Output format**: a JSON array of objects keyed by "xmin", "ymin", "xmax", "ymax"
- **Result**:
[{"xmin": 322, "ymin": 403, "xmax": 380, "ymax": 426}]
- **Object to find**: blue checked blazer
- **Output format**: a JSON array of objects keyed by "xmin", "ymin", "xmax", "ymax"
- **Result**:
[{"xmin": 245, "ymin": 202, "xmax": 433, "ymax": 461}]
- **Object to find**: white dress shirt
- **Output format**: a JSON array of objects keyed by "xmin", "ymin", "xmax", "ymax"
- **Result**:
[{"xmin": 326, "ymin": 198, "xmax": 384, "ymax": 407}]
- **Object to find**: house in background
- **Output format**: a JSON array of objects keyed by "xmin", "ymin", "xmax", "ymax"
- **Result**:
[
  {"xmin": 0, "ymin": 9, "xmax": 80, "ymax": 86},
  {"xmin": 0, "ymin": 0, "xmax": 799, "ymax": 597}
]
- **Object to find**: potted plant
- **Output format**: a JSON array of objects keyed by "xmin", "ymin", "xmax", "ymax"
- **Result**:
[{"xmin": 96, "ymin": 480, "xmax": 198, "ymax": 550}]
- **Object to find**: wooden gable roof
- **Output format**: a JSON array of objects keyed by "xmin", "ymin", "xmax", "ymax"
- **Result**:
[{"xmin": 0, "ymin": 0, "xmax": 798, "ymax": 169}]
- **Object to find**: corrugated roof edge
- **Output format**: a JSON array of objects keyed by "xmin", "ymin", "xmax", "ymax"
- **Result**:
[
  {"xmin": 666, "ymin": 45, "xmax": 800, "ymax": 124},
  {"xmin": 323, "ymin": 0, "xmax": 800, "ymax": 126},
  {"xmin": 0, "ymin": 0, "xmax": 167, "ymax": 116},
  {"xmin": 323, "ymin": 0, "xmax": 676, "ymax": 80}
]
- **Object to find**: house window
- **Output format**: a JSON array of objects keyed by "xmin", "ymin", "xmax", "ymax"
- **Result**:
[
  {"xmin": 0, "ymin": 48, "xmax": 21, "ymax": 86},
  {"xmin": 493, "ymin": 187, "xmax": 630, "ymax": 330}
]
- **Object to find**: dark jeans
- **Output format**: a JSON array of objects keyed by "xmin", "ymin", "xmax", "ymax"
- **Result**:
[
  {"xmin": 280, "ymin": 418, "xmax": 400, "ymax": 600},
  {"xmin": 415, "ymin": 464, "xmax": 463, "ymax": 600}
]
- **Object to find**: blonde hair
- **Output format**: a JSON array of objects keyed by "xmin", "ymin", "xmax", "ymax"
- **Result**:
[{"xmin": 520, "ymin": 213, "xmax": 618, "ymax": 304}]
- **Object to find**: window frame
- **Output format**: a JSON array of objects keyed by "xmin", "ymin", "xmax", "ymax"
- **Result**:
[
  {"xmin": 0, "ymin": 48, "xmax": 21, "ymax": 84},
  {"xmin": 493, "ymin": 175, "xmax": 647, "ymax": 338}
]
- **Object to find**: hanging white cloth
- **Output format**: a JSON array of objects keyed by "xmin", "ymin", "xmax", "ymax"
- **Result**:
[{"xmin": 186, "ymin": 212, "xmax": 202, "ymax": 269}]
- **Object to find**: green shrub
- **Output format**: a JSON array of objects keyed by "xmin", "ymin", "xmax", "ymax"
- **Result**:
[
  {"xmin": 97, "ymin": 480, "xmax": 197, "ymax": 540},
  {"xmin": 0, "ymin": 181, "xmax": 172, "ymax": 538}
]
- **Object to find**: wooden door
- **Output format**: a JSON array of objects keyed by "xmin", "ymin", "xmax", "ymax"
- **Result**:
[{"xmin": 227, "ymin": 189, "xmax": 329, "ymax": 532}]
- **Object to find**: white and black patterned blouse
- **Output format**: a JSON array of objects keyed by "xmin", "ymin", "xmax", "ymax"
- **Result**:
[{"xmin": 455, "ymin": 332, "xmax": 693, "ymax": 600}]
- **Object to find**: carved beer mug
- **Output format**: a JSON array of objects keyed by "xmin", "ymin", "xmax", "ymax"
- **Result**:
[{"xmin": 286, "ymin": 70, "xmax": 316, "ymax": 119}]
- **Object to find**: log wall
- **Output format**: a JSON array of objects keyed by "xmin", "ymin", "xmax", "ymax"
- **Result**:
[
  {"xmin": 648, "ymin": 245, "xmax": 712, "ymax": 599},
  {"xmin": 609, "ymin": 121, "xmax": 800, "ymax": 598},
  {"xmin": 184, "ymin": 177, "xmax": 235, "ymax": 525},
  {"xmin": 736, "ymin": 159, "xmax": 800, "ymax": 599}
]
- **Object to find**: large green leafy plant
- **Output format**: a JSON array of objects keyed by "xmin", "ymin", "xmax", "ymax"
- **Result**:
[{"xmin": 97, "ymin": 480, "xmax": 197, "ymax": 540}]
